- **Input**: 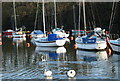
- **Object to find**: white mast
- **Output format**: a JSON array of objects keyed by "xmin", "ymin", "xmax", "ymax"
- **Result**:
[
  {"xmin": 54, "ymin": 0, "xmax": 57, "ymax": 28},
  {"xmin": 13, "ymin": 0, "xmax": 17, "ymax": 31},
  {"xmin": 34, "ymin": 0, "xmax": 39, "ymax": 30},
  {"xmin": 83, "ymin": 0, "xmax": 87, "ymax": 35},
  {"xmin": 73, "ymin": 5, "xmax": 76, "ymax": 31},
  {"xmin": 42, "ymin": 0, "xmax": 46, "ymax": 34},
  {"xmin": 78, "ymin": 0, "xmax": 81, "ymax": 33}
]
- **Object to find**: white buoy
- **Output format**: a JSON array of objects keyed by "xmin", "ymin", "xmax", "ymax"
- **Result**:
[
  {"xmin": 41, "ymin": 56, "xmax": 46, "ymax": 62},
  {"xmin": 67, "ymin": 70, "xmax": 76, "ymax": 78},
  {"xmin": 44, "ymin": 70, "xmax": 52, "ymax": 77}
]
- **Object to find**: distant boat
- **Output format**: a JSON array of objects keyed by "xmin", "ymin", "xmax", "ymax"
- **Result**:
[
  {"xmin": 109, "ymin": 38, "xmax": 120, "ymax": 53},
  {"xmin": 12, "ymin": 1, "xmax": 26, "ymax": 38},
  {"xmin": 3, "ymin": 29, "xmax": 15, "ymax": 35},
  {"xmin": 52, "ymin": 28, "xmax": 69, "ymax": 38},
  {"xmin": 12, "ymin": 31, "xmax": 26, "ymax": 38}
]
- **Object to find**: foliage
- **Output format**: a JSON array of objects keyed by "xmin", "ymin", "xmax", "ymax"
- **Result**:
[{"xmin": 2, "ymin": 2, "xmax": 120, "ymax": 34}]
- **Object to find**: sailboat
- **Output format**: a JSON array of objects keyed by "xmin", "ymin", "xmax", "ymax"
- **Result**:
[
  {"xmin": 30, "ymin": 1, "xmax": 44, "ymax": 38},
  {"xmin": 35, "ymin": 0, "xmax": 66, "ymax": 47},
  {"xmin": 108, "ymin": 2, "xmax": 120, "ymax": 53},
  {"xmin": 52, "ymin": 0, "xmax": 69, "ymax": 39},
  {"xmin": 12, "ymin": 0, "xmax": 26, "ymax": 38},
  {"xmin": 75, "ymin": 1, "xmax": 107, "ymax": 51}
]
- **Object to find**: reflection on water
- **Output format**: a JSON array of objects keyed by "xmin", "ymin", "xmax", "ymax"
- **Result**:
[{"xmin": 1, "ymin": 37, "xmax": 119, "ymax": 79}]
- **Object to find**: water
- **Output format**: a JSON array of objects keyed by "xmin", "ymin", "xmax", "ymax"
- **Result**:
[{"xmin": 1, "ymin": 36, "xmax": 119, "ymax": 79}]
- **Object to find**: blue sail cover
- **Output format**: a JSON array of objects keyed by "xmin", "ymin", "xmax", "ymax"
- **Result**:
[
  {"xmin": 33, "ymin": 30, "xmax": 44, "ymax": 34},
  {"xmin": 82, "ymin": 37, "xmax": 96, "ymax": 44},
  {"xmin": 82, "ymin": 32, "xmax": 96, "ymax": 44},
  {"xmin": 48, "ymin": 34, "xmax": 62, "ymax": 41}
]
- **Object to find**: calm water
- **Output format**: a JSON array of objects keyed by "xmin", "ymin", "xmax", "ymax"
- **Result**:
[{"xmin": 1, "ymin": 35, "xmax": 119, "ymax": 79}]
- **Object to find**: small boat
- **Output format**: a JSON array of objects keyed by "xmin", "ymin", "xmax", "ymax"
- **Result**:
[
  {"xmin": 35, "ymin": 34, "xmax": 66, "ymax": 47},
  {"xmin": 109, "ymin": 38, "xmax": 120, "ymax": 53},
  {"xmin": 12, "ymin": 31, "xmax": 26, "ymax": 38},
  {"xmin": 52, "ymin": 28, "xmax": 69, "ymax": 38},
  {"xmin": 30, "ymin": 30, "xmax": 44, "ymax": 38},
  {"xmin": 3, "ymin": 29, "xmax": 15, "ymax": 35},
  {"xmin": 12, "ymin": 1, "xmax": 26, "ymax": 38}
]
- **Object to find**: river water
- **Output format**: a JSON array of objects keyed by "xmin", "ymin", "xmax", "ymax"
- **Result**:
[{"xmin": 0, "ymin": 35, "xmax": 119, "ymax": 80}]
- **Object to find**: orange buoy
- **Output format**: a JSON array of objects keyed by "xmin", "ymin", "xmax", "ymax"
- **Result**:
[
  {"xmin": 26, "ymin": 43, "xmax": 30, "ymax": 47},
  {"xmin": 74, "ymin": 44, "xmax": 77, "ymax": 49},
  {"xmin": 30, "ymin": 35, "xmax": 32, "ymax": 39},
  {"xmin": 47, "ymin": 32, "xmax": 51, "ymax": 34},
  {"xmin": 70, "ymin": 36, "xmax": 74, "ymax": 40},
  {"xmin": 0, "ymin": 42, "xmax": 2, "ymax": 45}
]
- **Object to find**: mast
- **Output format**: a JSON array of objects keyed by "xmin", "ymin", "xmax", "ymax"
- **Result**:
[
  {"xmin": 78, "ymin": 1, "xmax": 81, "ymax": 34},
  {"xmin": 34, "ymin": 0, "xmax": 39, "ymax": 30},
  {"xmin": 73, "ymin": 5, "xmax": 76, "ymax": 31},
  {"xmin": 13, "ymin": 0, "xmax": 17, "ymax": 31},
  {"xmin": 83, "ymin": 0, "xmax": 87, "ymax": 35},
  {"xmin": 42, "ymin": 0, "xmax": 46, "ymax": 34},
  {"xmin": 54, "ymin": 0, "xmax": 57, "ymax": 28}
]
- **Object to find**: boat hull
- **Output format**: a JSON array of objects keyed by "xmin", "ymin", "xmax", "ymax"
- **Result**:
[
  {"xmin": 30, "ymin": 34, "xmax": 44, "ymax": 38},
  {"xmin": 35, "ymin": 40, "xmax": 66, "ymax": 47},
  {"xmin": 3, "ymin": 32, "xmax": 14, "ymax": 35},
  {"xmin": 110, "ymin": 43, "xmax": 120, "ymax": 53},
  {"xmin": 12, "ymin": 34, "xmax": 26, "ymax": 38},
  {"xmin": 76, "ymin": 41, "xmax": 107, "ymax": 51},
  {"xmin": 110, "ymin": 39, "xmax": 120, "ymax": 53}
]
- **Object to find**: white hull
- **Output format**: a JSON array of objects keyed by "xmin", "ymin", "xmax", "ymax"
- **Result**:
[
  {"xmin": 76, "ymin": 41, "xmax": 107, "ymax": 51},
  {"xmin": 110, "ymin": 39, "xmax": 120, "ymax": 52},
  {"xmin": 12, "ymin": 33, "xmax": 26, "ymax": 38},
  {"xmin": 110, "ymin": 44, "xmax": 120, "ymax": 52},
  {"xmin": 31, "ymin": 37, "xmax": 70, "ymax": 45},
  {"xmin": 13, "ymin": 37, "xmax": 26, "ymax": 41},
  {"xmin": 75, "ymin": 36, "xmax": 107, "ymax": 51},
  {"xmin": 35, "ymin": 39, "xmax": 66, "ymax": 47},
  {"xmin": 30, "ymin": 34, "xmax": 44, "ymax": 38}
]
